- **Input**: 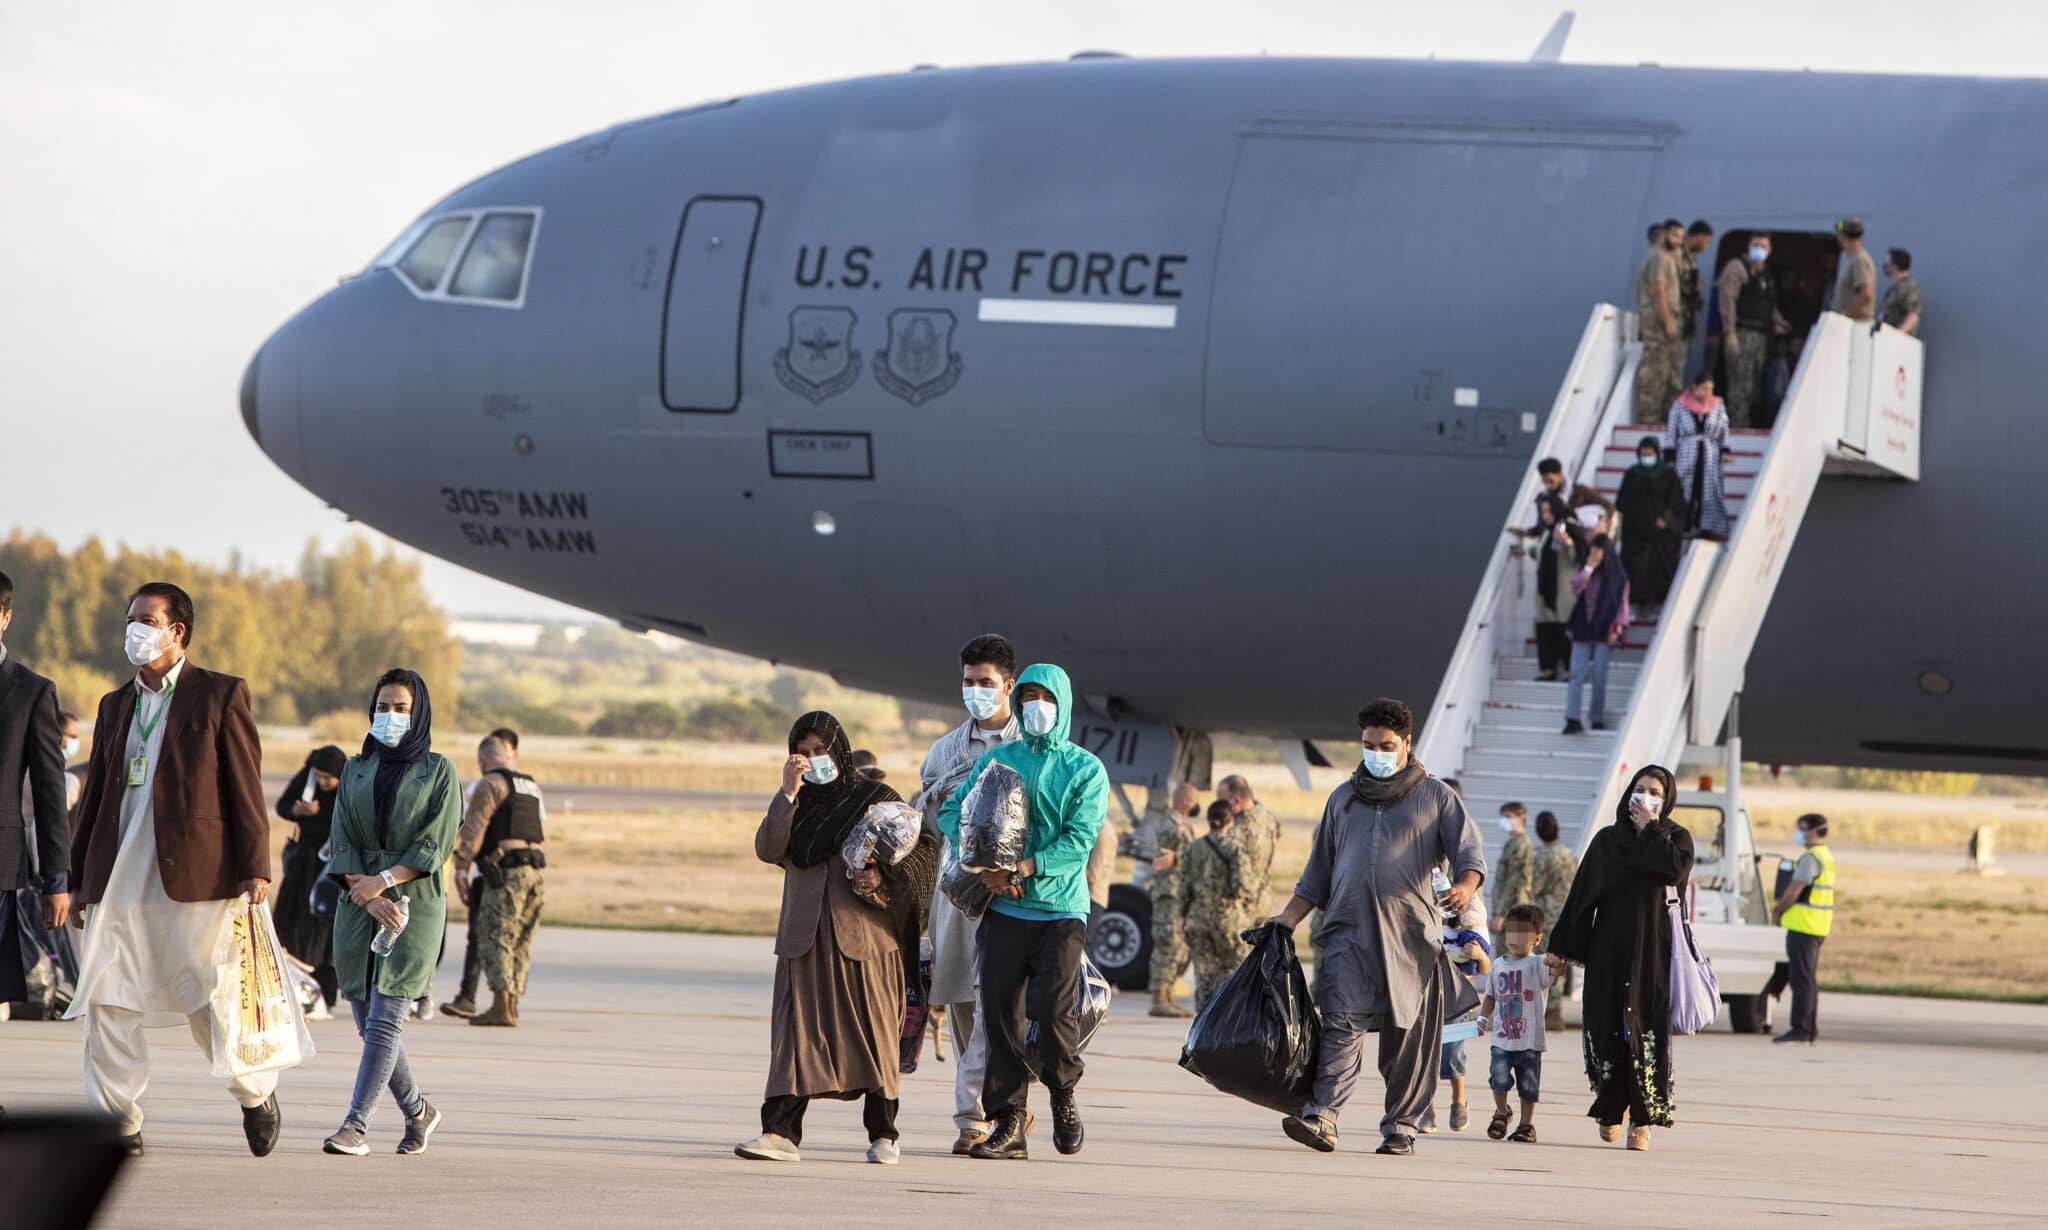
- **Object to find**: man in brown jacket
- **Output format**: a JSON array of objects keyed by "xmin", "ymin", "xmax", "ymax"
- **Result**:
[{"xmin": 66, "ymin": 582, "xmax": 281, "ymax": 1157}]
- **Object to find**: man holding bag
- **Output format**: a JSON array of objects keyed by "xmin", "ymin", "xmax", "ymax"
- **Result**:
[
  {"xmin": 65, "ymin": 583, "xmax": 284, "ymax": 1157},
  {"xmin": 1265, "ymin": 698, "xmax": 1486, "ymax": 1158}
]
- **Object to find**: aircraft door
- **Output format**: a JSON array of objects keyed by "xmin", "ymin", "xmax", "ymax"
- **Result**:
[{"xmin": 661, "ymin": 196, "xmax": 763, "ymax": 412}]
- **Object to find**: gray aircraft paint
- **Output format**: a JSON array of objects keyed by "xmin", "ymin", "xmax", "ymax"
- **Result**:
[{"xmin": 244, "ymin": 56, "xmax": 2045, "ymax": 770}]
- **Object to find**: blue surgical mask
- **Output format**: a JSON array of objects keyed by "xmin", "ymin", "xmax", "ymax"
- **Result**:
[
  {"xmin": 1021, "ymin": 699, "xmax": 1059, "ymax": 738},
  {"xmin": 1748, "ymin": 245, "xmax": 1769, "ymax": 264},
  {"xmin": 1792, "ymin": 828, "xmax": 1807, "ymax": 847},
  {"xmin": 370, "ymin": 711, "xmax": 411, "ymax": 748},
  {"xmin": 63, "ymin": 737, "xmax": 81, "ymax": 761},
  {"xmin": 1361, "ymin": 747, "xmax": 1402, "ymax": 779},
  {"xmin": 803, "ymin": 753, "xmax": 838, "ymax": 785},
  {"xmin": 962, "ymin": 685, "xmax": 1003, "ymax": 722},
  {"xmin": 1638, "ymin": 453, "xmax": 1658, "ymax": 468}
]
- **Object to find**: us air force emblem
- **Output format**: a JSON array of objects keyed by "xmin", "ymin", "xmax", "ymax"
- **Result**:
[
  {"xmin": 874, "ymin": 309, "xmax": 963, "ymax": 406},
  {"xmin": 773, "ymin": 307, "xmax": 862, "ymax": 404}
]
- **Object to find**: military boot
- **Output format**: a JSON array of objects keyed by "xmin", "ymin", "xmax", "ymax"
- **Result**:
[
  {"xmin": 1148, "ymin": 988, "xmax": 1193, "ymax": 1019},
  {"xmin": 471, "ymin": 991, "xmax": 519, "ymax": 1027}
]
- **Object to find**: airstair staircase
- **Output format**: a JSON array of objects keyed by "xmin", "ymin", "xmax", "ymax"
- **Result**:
[{"xmin": 1417, "ymin": 306, "xmax": 1925, "ymax": 879}]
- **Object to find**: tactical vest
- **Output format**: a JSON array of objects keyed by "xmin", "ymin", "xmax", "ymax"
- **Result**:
[
  {"xmin": 482, "ymin": 768, "xmax": 546, "ymax": 855},
  {"xmin": 1780, "ymin": 843, "xmax": 1835, "ymax": 937},
  {"xmin": 1735, "ymin": 266, "xmax": 1776, "ymax": 332}
]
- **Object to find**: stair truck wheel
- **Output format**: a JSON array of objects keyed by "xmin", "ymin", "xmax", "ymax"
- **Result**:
[{"xmin": 1090, "ymin": 883, "xmax": 1153, "ymax": 992}]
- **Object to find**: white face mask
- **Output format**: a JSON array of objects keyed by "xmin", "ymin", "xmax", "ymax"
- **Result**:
[
  {"xmin": 124, "ymin": 621, "xmax": 167, "ymax": 666},
  {"xmin": 1630, "ymin": 791, "xmax": 1657, "ymax": 817},
  {"xmin": 1361, "ymin": 747, "xmax": 1402, "ymax": 779},
  {"xmin": 1498, "ymin": 815, "xmax": 1518, "ymax": 835},
  {"xmin": 63, "ymin": 738, "xmax": 81, "ymax": 761},
  {"xmin": 1748, "ymin": 245, "xmax": 1769, "ymax": 264},
  {"xmin": 1021, "ymin": 699, "xmax": 1059, "ymax": 738},
  {"xmin": 1792, "ymin": 827, "xmax": 1808, "ymax": 847},
  {"xmin": 370, "ymin": 711, "xmax": 411, "ymax": 748},
  {"xmin": 962, "ymin": 685, "xmax": 1003, "ymax": 722},
  {"xmin": 803, "ymin": 753, "xmax": 838, "ymax": 785}
]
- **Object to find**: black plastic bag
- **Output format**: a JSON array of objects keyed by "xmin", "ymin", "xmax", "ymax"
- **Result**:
[
  {"xmin": 958, "ymin": 761, "xmax": 1029, "ymax": 871},
  {"xmin": 1024, "ymin": 955, "xmax": 1113, "ymax": 1078},
  {"xmin": 938, "ymin": 846, "xmax": 995, "ymax": 921},
  {"xmin": 1178, "ymin": 922, "xmax": 1321, "ymax": 1115}
]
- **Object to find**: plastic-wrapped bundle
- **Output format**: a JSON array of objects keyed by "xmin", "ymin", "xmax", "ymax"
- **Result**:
[
  {"xmin": 1024, "ymin": 955, "xmax": 1113, "ymax": 1078},
  {"xmin": 939, "ymin": 842, "xmax": 995, "ymax": 920},
  {"xmin": 958, "ymin": 761, "xmax": 1029, "ymax": 871},
  {"xmin": 1178, "ymin": 922, "xmax": 1320, "ymax": 1114},
  {"xmin": 842, "ymin": 802, "xmax": 924, "ymax": 874}
]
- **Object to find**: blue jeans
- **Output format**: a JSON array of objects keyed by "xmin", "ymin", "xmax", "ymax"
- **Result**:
[
  {"xmin": 1488, "ymin": 1047, "xmax": 1542, "ymax": 1102},
  {"xmin": 1565, "ymin": 640, "xmax": 1613, "ymax": 724},
  {"xmin": 347, "ymin": 990, "xmax": 423, "ymax": 1129}
]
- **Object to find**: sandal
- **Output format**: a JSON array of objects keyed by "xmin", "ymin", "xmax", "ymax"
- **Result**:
[
  {"xmin": 1509, "ymin": 1124, "xmax": 1538, "ymax": 1143},
  {"xmin": 1487, "ymin": 1108, "xmax": 1512, "ymax": 1140}
]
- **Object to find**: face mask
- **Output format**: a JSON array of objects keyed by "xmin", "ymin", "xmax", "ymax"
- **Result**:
[
  {"xmin": 63, "ymin": 738, "xmax": 81, "ymax": 761},
  {"xmin": 1792, "ymin": 828, "xmax": 1807, "ymax": 847},
  {"xmin": 1749, "ymin": 245, "xmax": 1769, "ymax": 264},
  {"xmin": 124, "ymin": 621, "xmax": 166, "ymax": 666},
  {"xmin": 1498, "ymin": 815, "xmax": 1517, "ymax": 834},
  {"xmin": 1630, "ymin": 791, "xmax": 1656, "ymax": 817},
  {"xmin": 803, "ymin": 753, "xmax": 838, "ymax": 785},
  {"xmin": 370, "ymin": 711, "xmax": 411, "ymax": 748},
  {"xmin": 962, "ymin": 685, "xmax": 1003, "ymax": 721},
  {"xmin": 1021, "ymin": 699, "xmax": 1059, "ymax": 738},
  {"xmin": 1638, "ymin": 453, "xmax": 1658, "ymax": 468},
  {"xmin": 1361, "ymin": 748, "xmax": 1402, "ymax": 779}
]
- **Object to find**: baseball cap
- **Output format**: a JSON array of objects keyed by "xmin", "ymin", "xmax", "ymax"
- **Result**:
[{"xmin": 1835, "ymin": 217, "xmax": 1865, "ymax": 238}]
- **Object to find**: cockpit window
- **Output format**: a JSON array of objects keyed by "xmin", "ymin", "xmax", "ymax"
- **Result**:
[
  {"xmin": 449, "ymin": 212, "xmax": 536, "ymax": 302},
  {"xmin": 395, "ymin": 216, "xmax": 473, "ymax": 294}
]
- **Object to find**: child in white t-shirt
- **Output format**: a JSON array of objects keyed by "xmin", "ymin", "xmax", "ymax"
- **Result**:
[{"xmin": 1480, "ymin": 903, "xmax": 1553, "ymax": 1143}]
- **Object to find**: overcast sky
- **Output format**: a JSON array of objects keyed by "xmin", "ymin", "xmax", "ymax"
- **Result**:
[{"xmin": 2, "ymin": 0, "xmax": 2037, "ymax": 619}]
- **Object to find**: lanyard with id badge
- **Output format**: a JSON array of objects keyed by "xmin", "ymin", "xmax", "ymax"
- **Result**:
[{"xmin": 129, "ymin": 683, "xmax": 177, "ymax": 787}]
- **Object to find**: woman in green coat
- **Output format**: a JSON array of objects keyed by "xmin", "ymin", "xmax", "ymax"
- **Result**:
[{"xmin": 320, "ymin": 667, "xmax": 460, "ymax": 1157}]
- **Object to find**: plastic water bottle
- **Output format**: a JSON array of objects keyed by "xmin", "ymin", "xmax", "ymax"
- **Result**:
[
  {"xmin": 1431, "ymin": 866, "xmax": 1455, "ymax": 921},
  {"xmin": 371, "ymin": 896, "xmax": 410, "ymax": 956}
]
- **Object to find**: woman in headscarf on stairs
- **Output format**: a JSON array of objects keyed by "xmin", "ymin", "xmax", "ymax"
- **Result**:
[
  {"xmin": 736, "ymin": 710, "xmax": 933, "ymax": 1166},
  {"xmin": 1664, "ymin": 370, "xmax": 1731, "ymax": 542},
  {"xmin": 1614, "ymin": 434, "xmax": 1688, "ymax": 608},
  {"xmin": 1543, "ymin": 764, "xmax": 1695, "ymax": 1153}
]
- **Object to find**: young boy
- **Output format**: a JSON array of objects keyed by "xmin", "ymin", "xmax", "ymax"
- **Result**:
[
  {"xmin": 1480, "ymin": 904, "xmax": 1553, "ymax": 1143},
  {"xmin": 1178, "ymin": 800, "xmax": 1247, "ymax": 1011},
  {"xmin": 1421, "ymin": 897, "xmax": 1491, "ymax": 1133}
]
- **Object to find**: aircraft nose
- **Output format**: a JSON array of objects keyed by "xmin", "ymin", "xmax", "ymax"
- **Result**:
[{"xmin": 240, "ymin": 318, "xmax": 306, "ymax": 480}]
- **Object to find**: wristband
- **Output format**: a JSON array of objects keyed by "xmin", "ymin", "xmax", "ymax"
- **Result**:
[{"xmin": 380, "ymin": 869, "xmax": 397, "ymax": 890}]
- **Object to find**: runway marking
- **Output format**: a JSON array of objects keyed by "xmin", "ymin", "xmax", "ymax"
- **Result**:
[{"xmin": 976, "ymin": 298, "xmax": 1179, "ymax": 329}]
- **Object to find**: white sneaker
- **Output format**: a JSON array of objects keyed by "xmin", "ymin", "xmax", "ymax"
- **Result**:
[
  {"xmin": 412, "ymin": 998, "xmax": 437, "ymax": 1021},
  {"xmin": 734, "ymin": 1133, "xmax": 800, "ymax": 1162},
  {"xmin": 867, "ymin": 1138, "xmax": 900, "ymax": 1165},
  {"xmin": 306, "ymin": 1000, "xmax": 334, "ymax": 1021}
]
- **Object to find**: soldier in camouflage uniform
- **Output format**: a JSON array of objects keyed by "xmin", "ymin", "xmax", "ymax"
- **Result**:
[
  {"xmin": 1217, "ymin": 775, "xmax": 1278, "ymax": 923},
  {"xmin": 1882, "ymin": 248, "xmax": 1922, "ymax": 336},
  {"xmin": 452, "ymin": 734, "xmax": 547, "ymax": 1027},
  {"xmin": 1489, "ymin": 802, "xmax": 1533, "ymax": 947},
  {"xmin": 1635, "ymin": 224, "xmax": 1684, "ymax": 424},
  {"xmin": 1676, "ymin": 220, "xmax": 1714, "ymax": 350},
  {"xmin": 1528, "ymin": 810, "xmax": 1579, "ymax": 1031},
  {"xmin": 1146, "ymin": 783, "xmax": 1201, "ymax": 1017},
  {"xmin": 1179, "ymin": 801, "xmax": 1248, "ymax": 1010},
  {"xmin": 1717, "ymin": 233, "xmax": 1783, "ymax": 429}
]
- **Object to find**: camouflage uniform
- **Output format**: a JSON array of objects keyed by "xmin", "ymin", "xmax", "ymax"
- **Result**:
[
  {"xmin": 1530, "ymin": 840, "xmax": 1579, "ymax": 1028},
  {"xmin": 1146, "ymin": 809, "xmax": 1192, "ymax": 995},
  {"xmin": 1882, "ymin": 274, "xmax": 1922, "ymax": 331},
  {"xmin": 477, "ymin": 864, "xmax": 544, "ymax": 997},
  {"xmin": 1179, "ymin": 831, "xmax": 1248, "ymax": 1010},
  {"xmin": 1232, "ymin": 802, "xmax": 1279, "ymax": 922},
  {"xmin": 1490, "ymin": 830, "xmax": 1533, "ymax": 927},
  {"xmin": 1635, "ymin": 245, "xmax": 1683, "ymax": 424}
]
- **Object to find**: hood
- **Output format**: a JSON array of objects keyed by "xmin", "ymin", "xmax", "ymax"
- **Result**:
[
  {"xmin": 1616, "ymin": 764, "xmax": 1678, "ymax": 826},
  {"xmin": 1015, "ymin": 662, "xmax": 1075, "ymax": 750}
]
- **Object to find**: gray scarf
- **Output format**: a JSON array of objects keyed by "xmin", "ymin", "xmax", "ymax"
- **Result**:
[{"xmin": 1349, "ymin": 755, "xmax": 1430, "ymax": 809}]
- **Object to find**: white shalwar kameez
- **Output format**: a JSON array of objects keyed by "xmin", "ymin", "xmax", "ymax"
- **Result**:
[{"xmin": 64, "ymin": 659, "xmax": 276, "ymax": 1134}]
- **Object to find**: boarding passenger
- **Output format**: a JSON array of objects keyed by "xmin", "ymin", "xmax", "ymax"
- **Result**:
[
  {"xmin": 1560, "ymin": 535, "xmax": 1630, "ymax": 737},
  {"xmin": 67, "ymin": 582, "xmax": 281, "ymax": 1158},
  {"xmin": 1268, "ymin": 697, "xmax": 1486, "ymax": 1157},
  {"xmin": 1615, "ymin": 434, "xmax": 1687, "ymax": 607},
  {"xmin": 1829, "ymin": 218, "xmax": 1876, "ymax": 323},
  {"xmin": 738, "ymin": 711, "xmax": 917, "ymax": 1165},
  {"xmin": 0, "ymin": 570, "xmax": 71, "ymax": 1018},
  {"xmin": 1528, "ymin": 496, "xmax": 1582, "ymax": 681},
  {"xmin": 1717, "ymin": 233, "xmax": 1784, "ymax": 428},
  {"xmin": 1881, "ymin": 249, "xmax": 1921, "ymax": 335},
  {"xmin": 913, "ymin": 634, "xmax": 1021, "ymax": 1154},
  {"xmin": 1420, "ymin": 897, "xmax": 1491, "ymax": 1134},
  {"xmin": 1179, "ymin": 800, "xmax": 1247, "ymax": 1011},
  {"xmin": 1530, "ymin": 811, "xmax": 1578, "ymax": 1032},
  {"xmin": 940, "ymin": 663, "xmax": 1109, "ymax": 1160},
  {"xmin": 1665, "ymin": 372, "xmax": 1731, "ymax": 542},
  {"xmin": 1146, "ymin": 782, "xmax": 1201, "ymax": 1018},
  {"xmin": 1480, "ymin": 904, "xmax": 1553, "ymax": 1143},
  {"xmin": 1535, "ymin": 457, "xmax": 1613, "ymax": 522},
  {"xmin": 1771, "ymin": 812, "xmax": 1835, "ymax": 1046},
  {"xmin": 322, "ymin": 668, "xmax": 458, "ymax": 1157},
  {"xmin": 1634, "ymin": 224, "xmax": 1684, "ymax": 423},
  {"xmin": 273, "ymin": 744, "xmax": 346, "ymax": 1018},
  {"xmin": 1544, "ymin": 766, "xmax": 1694, "ymax": 1152}
]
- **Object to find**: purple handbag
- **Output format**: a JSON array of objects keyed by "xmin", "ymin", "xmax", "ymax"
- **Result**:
[{"xmin": 1667, "ymin": 887, "xmax": 1720, "ymax": 1035}]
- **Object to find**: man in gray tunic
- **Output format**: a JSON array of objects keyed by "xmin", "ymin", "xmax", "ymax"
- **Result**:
[{"xmin": 1267, "ymin": 697, "xmax": 1485, "ymax": 1157}]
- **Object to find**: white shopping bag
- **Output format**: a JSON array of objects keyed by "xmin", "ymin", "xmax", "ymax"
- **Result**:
[{"xmin": 205, "ymin": 898, "xmax": 316, "ymax": 1079}]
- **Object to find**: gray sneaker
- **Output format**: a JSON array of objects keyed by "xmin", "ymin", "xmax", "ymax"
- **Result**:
[
  {"xmin": 397, "ymin": 1099, "xmax": 442, "ymax": 1155},
  {"xmin": 323, "ymin": 1123, "xmax": 369, "ymax": 1156},
  {"xmin": 1449, "ymin": 1102, "xmax": 1470, "ymax": 1133}
]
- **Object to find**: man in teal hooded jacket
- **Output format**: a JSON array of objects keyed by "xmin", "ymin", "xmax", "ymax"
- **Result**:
[{"xmin": 938, "ymin": 662, "xmax": 1108, "ymax": 1160}]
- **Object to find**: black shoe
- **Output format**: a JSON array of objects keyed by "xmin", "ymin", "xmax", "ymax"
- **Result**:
[
  {"xmin": 1375, "ymin": 1133, "xmax": 1416, "ymax": 1156},
  {"xmin": 1050, "ymin": 1088, "xmax": 1083, "ymax": 1155},
  {"xmin": 1772, "ymin": 1030, "xmax": 1815, "ymax": 1045},
  {"xmin": 968, "ymin": 1111, "xmax": 1028, "ymax": 1160},
  {"xmin": 1561, "ymin": 720, "xmax": 1584, "ymax": 735},
  {"xmin": 1590, "ymin": 721, "xmax": 1608, "ymax": 731},
  {"xmin": 242, "ymin": 1094, "xmax": 282, "ymax": 1158},
  {"xmin": 120, "ymin": 1132, "xmax": 144, "ymax": 1157}
]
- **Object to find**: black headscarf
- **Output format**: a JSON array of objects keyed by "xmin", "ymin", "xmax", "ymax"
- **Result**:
[
  {"xmin": 785, "ymin": 710, "xmax": 897, "ymax": 869},
  {"xmin": 362, "ymin": 668, "xmax": 433, "ymax": 848},
  {"xmin": 1617, "ymin": 764, "xmax": 1678, "ymax": 827},
  {"xmin": 308, "ymin": 744, "xmax": 348, "ymax": 778}
]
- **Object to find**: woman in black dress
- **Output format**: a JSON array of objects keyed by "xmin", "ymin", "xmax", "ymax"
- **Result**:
[
  {"xmin": 1544, "ymin": 765, "xmax": 1694, "ymax": 1152},
  {"xmin": 273, "ymin": 745, "xmax": 347, "ymax": 1015},
  {"xmin": 1614, "ymin": 435, "xmax": 1687, "ymax": 608}
]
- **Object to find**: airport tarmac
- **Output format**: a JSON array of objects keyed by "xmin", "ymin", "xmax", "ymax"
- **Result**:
[{"xmin": 5, "ymin": 926, "xmax": 2044, "ymax": 1228}]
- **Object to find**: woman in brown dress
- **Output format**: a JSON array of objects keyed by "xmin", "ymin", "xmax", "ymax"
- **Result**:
[{"xmin": 735, "ymin": 711, "xmax": 934, "ymax": 1165}]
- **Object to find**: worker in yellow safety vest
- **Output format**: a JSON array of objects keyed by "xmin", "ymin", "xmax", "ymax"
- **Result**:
[{"xmin": 1770, "ymin": 813, "xmax": 1835, "ymax": 1045}]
